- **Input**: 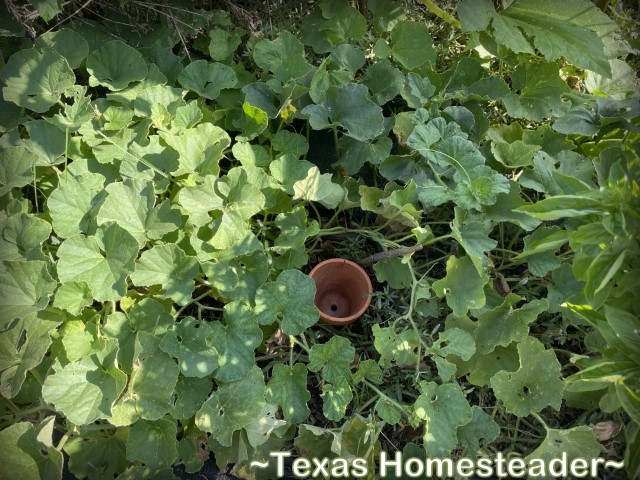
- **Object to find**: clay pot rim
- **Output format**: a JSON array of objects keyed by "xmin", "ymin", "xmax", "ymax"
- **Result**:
[{"xmin": 309, "ymin": 258, "xmax": 373, "ymax": 326}]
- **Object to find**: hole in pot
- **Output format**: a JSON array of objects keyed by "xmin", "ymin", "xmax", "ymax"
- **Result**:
[{"xmin": 330, "ymin": 304, "xmax": 338, "ymax": 312}]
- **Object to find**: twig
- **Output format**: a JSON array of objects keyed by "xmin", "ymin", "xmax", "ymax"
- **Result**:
[
  {"xmin": 42, "ymin": 0, "xmax": 94, "ymax": 36},
  {"xmin": 357, "ymin": 244, "xmax": 423, "ymax": 266}
]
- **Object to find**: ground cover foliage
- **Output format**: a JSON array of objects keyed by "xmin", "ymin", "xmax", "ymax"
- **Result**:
[{"xmin": 0, "ymin": 0, "xmax": 638, "ymax": 478}]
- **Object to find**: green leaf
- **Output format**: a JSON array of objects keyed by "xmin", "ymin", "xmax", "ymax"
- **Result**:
[
  {"xmin": 130, "ymin": 244, "xmax": 199, "ymax": 306},
  {"xmin": 111, "ymin": 333, "xmax": 179, "ymax": 424},
  {"xmin": 457, "ymin": 406, "xmax": 501, "ymax": 457},
  {"xmin": 432, "ymin": 256, "xmax": 488, "ymax": 317},
  {"xmin": 170, "ymin": 375, "xmax": 212, "ymax": 420},
  {"xmin": 390, "ymin": 21, "xmax": 435, "ymax": 70},
  {"xmin": 525, "ymin": 426, "xmax": 603, "ymax": 479},
  {"xmin": 23, "ymin": 120, "xmax": 66, "ymax": 166},
  {"xmin": 300, "ymin": 1, "xmax": 366, "ymax": 54},
  {"xmin": 160, "ymin": 123, "xmax": 231, "ymax": 176},
  {"xmin": 368, "ymin": 0, "xmax": 406, "ymax": 31},
  {"xmin": 195, "ymin": 366, "xmax": 266, "ymax": 447},
  {"xmin": 308, "ymin": 336, "xmax": 355, "ymax": 384},
  {"xmin": 515, "ymin": 194, "xmax": 603, "ymax": 220},
  {"xmin": 253, "ymin": 31, "xmax": 312, "ymax": 82},
  {"xmin": 375, "ymin": 398, "xmax": 404, "ymax": 425},
  {"xmin": 0, "ymin": 260, "xmax": 56, "ymax": 327},
  {"xmin": 0, "ymin": 146, "xmax": 39, "ymax": 196},
  {"xmin": 210, "ymin": 301, "xmax": 263, "ymax": 382},
  {"xmin": 178, "ymin": 60, "xmax": 237, "ymax": 100},
  {"xmin": 475, "ymin": 294, "xmax": 549, "ymax": 354},
  {"xmin": 208, "ymin": 27, "xmax": 243, "ymax": 61},
  {"xmin": 266, "ymin": 363, "xmax": 310, "ymax": 423},
  {"xmin": 0, "ymin": 310, "xmax": 62, "ymax": 399},
  {"xmin": 160, "ymin": 317, "xmax": 219, "ymax": 378},
  {"xmin": 126, "ymin": 419, "xmax": 178, "ymax": 471},
  {"xmin": 302, "ymin": 83, "xmax": 384, "ymax": 142},
  {"xmin": 42, "ymin": 345, "xmax": 127, "ymax": 425},
  {"xmin": 254, "ymin": 269, "xmax": 319, "ymax": 335},
  {"xmin": 414, "ymin": 381, "xmax": 473, "ymax": 457},
  {"xmin": 35, "ymin": 28, "xmax": 89, "ymax": 69},
  {"xmin": 234, "ymin": 102, "xmax": 268, "ymax": 141},
  {"xmin": 518, "ymin": 226, "xmax": 563, "ymax": 276},
  {"xmin": 337, "ymin": 136, "xmax": 393, "ymax": 174},
  {"xmin": 293, "ymin": 166, "xmax": 344, "ymax": 208},
  {"xmin": 432, "ymin": 327, "xmax": 476, "ymax": 362},
  {"xmin": 457, "ymin": 0, "xmax": 494, "ymax": 32},
  {"xmin": 491, "ymin": 336, "xmax": 565, "ymax": 416},
  {"xmin": 482, "ymin": 181, "xmax": 542, "ymax": 231},
  {"xmin": 503, "ymin": 61, "xmax": 571, "ymax": 122},
  {"xmin": 373, "ymin": 257, "xmax": 413, "ymax": 290},
  {"xmin": 400, "ymin": 72, "xmax": 436, "ymax": 108},
  {"xmin": 271, "ymin": 130, "xmax": 309, "ymax": 158},
  {"xmin": 353, "ymin": 359, "xmax": 383, "ymax": 384},
  {"xmin": 491, "ymin": 140, "xmax": 541, "ymax": 168},
  {"xmin": 450, "ymin": 209, "xmax": 497, "ymax": 276},
  {"xmin": 202, "ymin": 251, "xmax": 269, "ymax": 305},
  {"xmin": 86, "ymin": 40, "xmax": 148, "ymax": 91},
  {"xmin": 64, "ymin": 429, "xmax": 128, "ymax": 480},
  {"xmin": 1, "ymin": 48, "xmax": 75, "ymax": 112},
  {"xmin": 373, "ymin": 324, "xmax": 420, "ymax": 368},
  {"xmin": 30, "ymin": 0, "xmax": 63, "ymax": 22},
  {"xmin": 0, "ymin": 418, "xmax": 63, "ymax": 480},
  {"xmin": 362, "ymin": 59, "xmax": 405, "ymax": 105},
  {"xmin": 57, "ymin": 223, "xmax": 138, "ymax": 302},
  {"xmin": 47, "ymin": 172, "xmax": 106, "ymax": 238},
  {"xmin": 0, "ymin": 213, "xmax": 51, "ymax": 261},
  {"xmin": 321, "ymin": 376, "xmax": 353, "ymax": 422},
  {"xmin": 97, "ymin": 179, "xmax": 180, "ymax": 246}
]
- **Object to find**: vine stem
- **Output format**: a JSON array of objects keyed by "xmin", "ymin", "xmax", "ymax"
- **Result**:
[
  {"xmin": 530, "ymin": 411, "xmax": 550, "ymax": 431},
  {"xmin": 417, "ymin": 0, "xmax": 462, "ymax": 29},
  {"xmin": 363, "ymin": 380, "xmax": 409, "ymax": 417}
]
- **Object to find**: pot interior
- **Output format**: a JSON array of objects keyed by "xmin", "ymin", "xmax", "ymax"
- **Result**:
[{"xmin": 312, "ymin": 261, "xmax": 371, "ymax": 319}]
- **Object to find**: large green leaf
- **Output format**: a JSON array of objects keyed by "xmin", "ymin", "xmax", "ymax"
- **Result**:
[
  {"xmin": 42, "ymin": 344, "xmax": 127, "ymax": 425},
  {"xmin": 413, "ymin": 381, "xmax": 473, "ymax": 457},
  {"xmin": 130, "ymin": 244, "xmax": 199, "ymax": 306},
  {"xmin": 432, "ymin": 256, "xmax": 488, "ymax": 317},
  {"xmin": 389, "ymin": 21, "xmax": 435, "ymax": 70},
  {"xmin": 0, "ymin": 146, "xmax": 39, "ymax": 196},
  {"xmin": 23, "ymin": 119, "xmax": 66, "ymax": 166},
  {"xmin": 475, "ymin": 295, "xmax": 549, "ymax": 354},
  {"xmin": 195, "ymin": 366, "xmax": 266, "ymax": 446},
  {"xmin": 459, "ymin": 0, "xmax": 612, "ymax": 76},
  {"xmin": 111, "ymin": 339, "xmax": 179, "ymax": 424},
  {"xmin": 35, "ymin": 28, "xmax": 89, "ymax": 69},
  {"xmin": 64, "ymin": 429, "xmax": 128, "ymax": 480},
  {"xmin": 86, "ymin": 40, "xmax": 149, "ymax": 91},
  {"xmin": 0, "ymin": 310, "xmax": 62, "ymax": 399},
  {"xmin": 160, "ymin": 123, "xmax": 230, "ymax": 176},
  {"xmin": 0, "ymin": 418, "xmax": 63, "ymax": 480},
  {"xmin": 178, "ymin": 60, "xmax": 237, "ymax": 100},
  {"xmin": 302, "ymin": 83, "xmax": 384, "ymax": 142},
  {"xmin": 373, "ymin": 324, "xmax": 420, "ymax": 368},
  {"xmin": 503, "ymin": 61, "xmax": 571, "ymax": 121},
  {"xmin": 202, "ymin": 251, "xmax": 269, "ymax": 305},
  {"xmin": 300, "ymin": 1, "xmax": 366, "ymax": 54},
  {"xmin": 308, "ymin": 335, "xmax": 355, "ymax": 384},
  {"xmin": 1, "ymin": 48, "xmax": 75, "ymax": 112},
  {"xmin": 253, "ymin": 31, "xmax": 312, "ymax": 82},
  {"xmin": 525, "ymin": 426, "xmax": 604, "ymax": 480},
  {"xmin": 97, "ymin": 179, "xmax": 181, "ymax": 246},
  {"xmin": 265, "ymin": 363, "xmax": 311, "ymax": 423},
  {"xmin": 292, "ymin": 166, "xmax": 344, "ymax": 208},
  {"xmin": 0, "ymin": 213, "xmax": 51, "ymax": 261},
  {"xmin": 0, "ymin": 260, "xmax": 56, "ymax": 327},
  {"xmin": 56, "ymin": 223, "xmax": 139, "ymax": 302},
  {"xmin": 160, "ymin": 316, "xmax": 219, "ymax": 378},
  {"xmin": 457, "ymin": 406, "xmax": 501, "ymax": 457},
  {"xmin": 321, "ymin": 376, "xmax": 353, "ymax": 421},
  {"xmin": 491, "ymin": 336, "xmax": 565, "ymax": 416},
  {"xmin": 210, "ymin": 301, "xmax": 262, "ymax": 382},
  {"xmin": 126, "ymin": 419, "xmax": 178, "ymax": 471},
  {"xmin": 47, "ymin": 172, "xmax": 106, "ymax": 238},
  {"xmin": 254, "ymin": 269, "xmax": 319, "ymax": 335},
  {"xmin": 362, "ymin": 59, "xmax": 404, "ymax": 105}
]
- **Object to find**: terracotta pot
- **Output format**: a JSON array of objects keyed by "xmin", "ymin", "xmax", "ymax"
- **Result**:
[{"xmin": 309, "ymin": 258, "xmax": 373, "ymax": 326}]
